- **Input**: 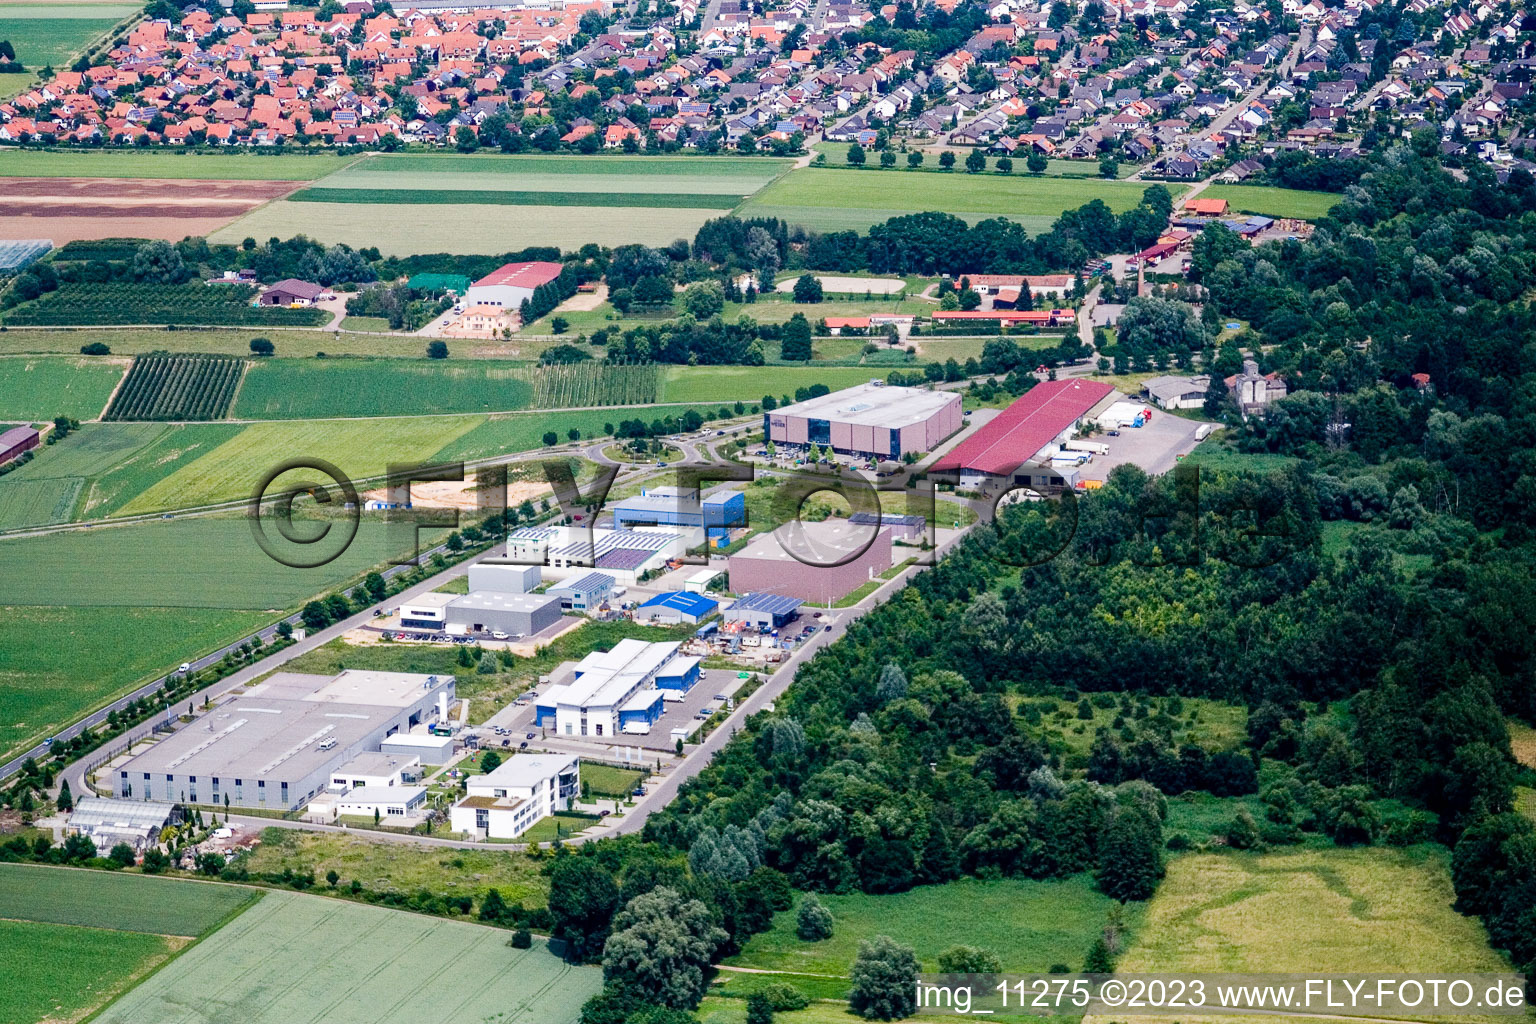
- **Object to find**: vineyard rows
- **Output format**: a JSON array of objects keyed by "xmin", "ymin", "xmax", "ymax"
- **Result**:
[
  {"xmin": 105, "ymin": 355, "xmax": 246, "ymax": 422},
  {"xmin": 4, "ymin": 283, "xmax": 330, "ymax": 327},
  {"xmin": 531, "ymin": 362, "xmax": 661, "ymax": 408}
]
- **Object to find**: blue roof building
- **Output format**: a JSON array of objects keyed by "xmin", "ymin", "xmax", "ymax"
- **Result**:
[{"xmin": 635, "ymin": 591, "xmax": 719, "ymax": 625}]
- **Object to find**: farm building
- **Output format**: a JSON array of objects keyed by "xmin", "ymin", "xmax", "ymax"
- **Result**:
[
  {"xmin": 66, "ymin": 797, "xmax": 177, "ymax": 852},
  {"xmin": 635, "ymin": 591, "xmax": 718, "ymax": 625},
  {"xmin": 723, "ymin": 592, "xmax": 804, "ymax": 629},
  {"xmin": 379, "ymin": 732, "xmax": 454, "ymax": 764},
  {"xmin": 728, "ymin": 520, "xmax": 893, "ymax": 604},
  {"xmin": 257, "ymin": 279, "xmax": 329, "ymax": 306},
  {"xmin": 929, "ymin": 309, "xmax": 1076, "ymax": 327},
  {"xmin": 1183, "ymin": 197, "xmax": 1230, "ymax": 216},
  {"xmin": 467, "ymin": 561, "xmax": 541, "ymax": 594},
  {"xmin": 113, "ymin": 670, "xmax": 455, "ymax": 812},
  {"xmin": 610, "ymin": 486, "xmax": 745, "ymax": 547},
  {"xmin": 461, "ymin": 261, "xmax": 564, "ymax": 310},
  {"xmin": 1143, "ymin": 374, "xmax": 1212, "ymax": 410},
  {"xmin": 535, "ymin": 639, "xmax": 686, "ymax": 738},
  {"xmin": 933, "ymin": 379, "xmax": 1118, "ymax": 488},
  {"xmin": 449, "ymin": 754, "xmax": 579, "ymax": 841},
  {"xmin": 764, "ymin": 383, "xmax": 962, "ymax": 460},
  {"xmin": 548, "ymin": 571, "xmax": 616, "ymax": 614},
  {"xmin": 0, "ymin": 425, "xmax": 40, "ymax": 465},
  {"xmin": 446, "ymin": 591, "xmax": 563, "ymax": 637},
  {"xmin": 507, "ymin": 525, "xmax": 689, "ymax": 585}
]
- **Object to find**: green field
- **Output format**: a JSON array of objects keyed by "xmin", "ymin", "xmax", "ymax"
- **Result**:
[
  {"xmin": 118, "ymin": 415, "xmax": 482, "ymax": 512},
  {"xmin": 0, "ymin": 326, "xmax": 448, "ymax": 358},
  {"xmin": 0, "ymin": 11, "xmax": 126, "ymax": 97},
  {"xmin": 0, "ymin": 863, "xmax": 256, "ymax": 935},
  {"xmin": 1118, "ymin": 847, "xmax": 1511, "ymax": 977},
  {"xmin": 209, "ymin": 200, "xmax": 728, "ymax": 255},
  {"xmin": 1200, "ymin": 184, "xmax": 1342, "ymax": 221},
  {"xmin": 92, "ymin": 888, "xmax": 600, "ymax": 1024},
  {"xmin": 232, "ymin": 359, "xmax": 536, "ymax": 419},
  {"xmin": 0, "ymin": 354, "xmax": 126, "ymax": 420},
  {"xmin": 430, "ymin": 404, "xmax": 731, "ymax": 463},
  {"xmin": 727, "ymin": 875, "xmax": 1137, "ymax": 978},
  {"xmin": 0, "ymin": 605, "xmax": 271, "ymax": 760},
  {"xmin": 659, "ymin": 365, "xmax": 877, "ymax": 404},
  {"xmin": 291, "ymin": 187, "xmax": 744, "ymax": 209},
  {"xmin": 739, "ymin": 167, "xmax": 1163, "ymax": 233},
  {"xmin": 0, "ymin": 149, "xmax": 356, "ymax": 180},
  {"xmin": 0, "ymin": 474, "xmax": 82, "ymax": 529},
  {"xmin": 0, "ymin": 919, "xmax": 182, "ymax": 1024},
  {"xmin": 580, "ymin": 761, "xmax": 644, "ymax": 796},
  {"xmin": 324, "ymin": 152, "xmax": 787, "ymax": 193}
]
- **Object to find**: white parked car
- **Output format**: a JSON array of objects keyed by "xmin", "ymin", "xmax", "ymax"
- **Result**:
[{"xmin": 491, "ymin": 630, "xmax": 509, "ymax": 640}]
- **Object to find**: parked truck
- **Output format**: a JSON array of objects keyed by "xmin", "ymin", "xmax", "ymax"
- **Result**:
[
  {"xmin": 1194, "ymin": 423, "xmax": 1216, "ymax": 441},
  {"xmin": 1063, "ymin": 440, "xmax": 1110, "ymax": 456}
]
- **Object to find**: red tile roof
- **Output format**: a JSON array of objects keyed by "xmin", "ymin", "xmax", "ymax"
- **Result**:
[
  {"xmin": 933, "ymin": 379, "xmax": 1114, "ymax": 476},
  {"xmin": 471, "ymin": 261, "xmax": 564, "ymax": 289}
]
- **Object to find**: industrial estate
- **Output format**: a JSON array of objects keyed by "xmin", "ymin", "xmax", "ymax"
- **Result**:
[{"xmin": 3, "ymin": 0, "xmax": 1536, "ymax": 1023}]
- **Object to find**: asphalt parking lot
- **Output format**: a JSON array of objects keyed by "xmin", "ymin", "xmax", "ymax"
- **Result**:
[{"xmin": 1082, "ymin": 410, "xmax": 1210, "ymax": 480}]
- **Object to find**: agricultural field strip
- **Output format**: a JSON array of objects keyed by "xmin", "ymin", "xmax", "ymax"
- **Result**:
[
  {"xmin": 308, "ymin": 166, "xmax": 778, "ymax": 195},
  {"xmin": 0, "ymin": 150, "xmax": 358, "ymax": 180},
  {"xmin": 4, "ymin": 283, "xmax": 329, "ymax": 328},
  {"xmin": 348, "ymin": 152, "xmax": 789, "ymax": 179},
  {"xmin": 290, "ymin": 188, "xmax": 743, "ymax": 209},
  {"xmin": 105, "ymin": 354, "xmax": 244, "ymax": 421},
  {"xmin": 745, "ymin": 168, "xmax": 1159, "ymax": 214},
  {"xmin": 0, "ymin": 863, "xmax": 256, "ymax": 937}
]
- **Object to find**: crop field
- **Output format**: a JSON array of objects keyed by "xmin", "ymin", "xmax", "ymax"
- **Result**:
[
  {"xmin": 0, "ymin": 919, "xmax": 182, "ymax": 1024},
  {"xmin": 209, "ymin": 199, "xmax": 728, "ymax": 255},
  {"xmin": 0, "ymin": 326, "xmax": 443, "ymax": 359},
  {"xmin": 1117, "ymin": 847, "xmax": 1510, "ymax": 977},
  {"xmin": 532, "ymin": 361, "xmax": 661, "ymax": 408},
  {"xmin": 0, "ymin": 605, "xmax": 267, "ymax": 760},
  {"xmin": 659, "ymin": 365, "xmax": 876, "ymax": 403},
  {"xmin": 118, "ymin": 415, "xmax": 482, "ymax": 513},
  {"xmin": 727, "ymin": 875, "xmax": 1137, "ymax": 978},
  {"xmin": 0, "ymin": 516, "xmax": 447, "ymax": 608},
  {"xmin": 232, "ymin": 359, "xmax": 534, "ymax": 419},
  {"xmin": 1200, "ymin": 184, "xmax": 1342, "ymax": 221},
  {"xmin": 0, "ymin": 10, "xmax": 126, "ymax": 98},
  {"xmin": 291, "ymin": 187, "xmax": 744, "ymax": 209},
  {"xmin": 739, "ymin": 167, "xmax": 1163, "ymax": 233},
  {"xmin": 1507, "ymin": 719, "xmax": 1535, "ymax": 767},
  {"xmin": 104, "ymin": 353, "xmax": 245, "ymax": 421},
  {"xmin": 93, "ymin": 888, "xmax": 600, "ymax": 1024},
  {"xmin": 0, "ymin": 237, "xmax": 51, "ymax": 270},
  {"xmin": 0, "ymin": 863, "xmax": 256, "ymax": 935},
  {"xmin": 429, "ymin": 405, "xmax": 728, "ymax": 463},
  {"xmin": 3, "ymin": 282, "xmax": 330, "ymax": 327},
  {"xmin": 0, "ymin": 148, "xmax": 355, "ymax": 180},
  {"xmin": 54, "ymin": 237, "xmax": 153, "ymax": 262},
  {"xmin": 0, "ymin": 354, "xmax": 126, "ymax": 420},
  {"xmin": 0, "ymin": 475, "xmax": 83, "ymax": 529},
  {"xmin": 319, "ymin": 152, "xmax": 787, "ymax": 194}
]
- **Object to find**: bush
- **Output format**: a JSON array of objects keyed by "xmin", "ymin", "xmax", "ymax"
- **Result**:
[
  {"xmin": 80, "ymin": 342, "xmax": 111, "ymax": 355},
  {"xmin": 795, "ymin": 894, "xmax": 834, "ymax": 940},
  {"xmin": 249, "ymin": 337, "xmax": 275, "ymax": 356},
  {"xmin": 426, "ymin": 340, "xmax": 449, "ymax": 359},
  {"xmin": 510, "ymin": 927, "xmax": 533, "ymax": 948},
  {"xmin": 756, "ymin": 982, "xmax": 811, "ymax": 1011}
]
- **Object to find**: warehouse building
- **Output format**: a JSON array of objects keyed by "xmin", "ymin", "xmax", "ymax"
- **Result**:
[
  {"xmin": 933, "ymin": 379, "xmax": 1117, "ymax": 489},
  {"xmin": 535, "ymin": 639, "xmax": 685, "ymax": 738},
  {"xmin": 549, "ymin": 571, "xmax": 615, "ymax": 614},
  {"xmin": 467, "ymin": 561, "xmax": 541, "ymax": 594},
  {"xmin": 446, "ymin": 591, "xmax": 563, "ymax": 637},
  {"xmin": 114, "ymin": 670, "xmax": 455, "ymax": 812},
  {"xmin": 327, "ymin": 752, "xmax": 420, "ymax": 793},
  {"xmin": 507, "ymin": 525, "xmax": 689, "ymax": 585},
  {"xmin": 0, "ymin": 425, "xmax": 40, "ymax": 466},
  {"xmin": 634, "ymin": 591, "xmax": 718, "ymax": 625},
  {"xmin": 461, "ymin": 260, "xmax": 564, "ymax": 311},
  {"xmin": 723, "ymin": 592, "xmax": 804, "ymax": 629},
  {"xmin": 611, "ymin": 486, "xmax": 746, "ymax": 548},
  {"xmin": 335, "ymin": 786, "xmax": 427, "ymax": 820},
  {"xmin": 765, "ymin": 383, "xmax": 963, "ymax": 460},
  {"xmin": 379, "ymin": 732, "xmax": 454, "ymax": 764},
  {"xmin": 728, "ymin": 520, "xmax": 893, "ymax": 604},
  {"xmin": 450, "ymin": 754, "xmax": 579, "ymax": 840},
  {"xmin": 848, "ymin": 511, "xmax": 927, "ymax": 542}
]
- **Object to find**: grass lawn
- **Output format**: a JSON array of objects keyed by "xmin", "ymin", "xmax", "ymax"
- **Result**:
[
  {"xmin": 0, "ymin": 605, "xmax": 271, "ymax": 763},
  {"xmin": 1117, "ymin": 846, "xmax": 1511, "ymax": 976},
  {"xmin": 429, "ymin": 405, "xmax": 732, "ymax": 465},
  {"xmin": 811, "ymin": 144, "xmax": 1135, "ymax": 179},
  {"xmin": 292, "ymin": 187, "xmax": 744, "ymax": 209},
  {"xmin": 328, "ymin": 152, "xmax": 788, "ymax": 193},
  {"xmin": 240, "ymin": 828, "xmax": 550, "ymax": 907},
  {"xmin": 580, "ymin": 761, "xmax": 643, "ymax": 796},
  {"xmin": 0, "ymin": 13, "xmax": 126, "ymax": 98},
  {"xmin": 92, "ymin": 888, "xmax": 600, "ymax": 1024},
  {"xmin": 0, "ymin": 354, "xmax": 127, "ymax": 420},
  {"xmin": 232, "ymin": 359, "xmax": 535, "ymax": 419},
  {"xmin": 0, "ymin": 919, "xmax": 184, "ymax": 1024},
  {"xmin": 117, "ymin": 415, "xmax": 483, "ymax": 512},
  {"xmin": 520, "ymin": 812, "xmax": 603, "ymax": 843},
  {"xmin": 1181, "ymin": 438, "xmax": 1300, "ymax": 475},
  {"xmin": 0, "ymin": 862, "xmax": 256, "ymax": 935},
  {"xmin": 0, "ymin": 148, "xmax": 356, "ymax": 180},
  {"xmin": 740, "ymin": 167, "xmax": 1164, "ymax": 232},
  {"xmin": 727, "ymin": 875, "xmax": 1137, "ymax": 977},
  {"xmin": 659, "ymin": 365, "xmax": 875, "ymax": 404},
  {"xmin": 1199, "ymin": 185, "xmax": 1341, "ymax": 221},
  {"xmin": 209, "ymin": 200, "xmax": 726, "ymax": 256},
  {"xmin": 1509, "ymin": 719, "xmax": 1536, "ymax": 768},
  {"xmin": 1023, "ymin": 692, "xmax": 1247, "ymax": 768}
]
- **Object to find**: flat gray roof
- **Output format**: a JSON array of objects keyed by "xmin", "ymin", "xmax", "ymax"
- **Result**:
[
  {"xmin": 775, "ymin": 383, "xmax": 958, "ymax": 429},
  {"xmin": 449, "ymin": 591, "xmax": 562, "ymax": 612},
  {"xmin": 733, "ymin": 519, "xmax": 890, "ymax": 563}
]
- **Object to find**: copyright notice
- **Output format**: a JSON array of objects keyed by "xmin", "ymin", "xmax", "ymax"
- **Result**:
[{"xmin": 914, "ymin": 974, "xmax": 1530, "ymax": 1016}]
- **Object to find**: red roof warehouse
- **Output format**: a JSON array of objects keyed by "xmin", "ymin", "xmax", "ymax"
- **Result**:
[
  {"xmin": 462, "ymin": 261, "xmax": 566, "ymax": 311},
  {"xmin": 934, "ymin": 379, "xmax": 1114, "ymax": 478}
]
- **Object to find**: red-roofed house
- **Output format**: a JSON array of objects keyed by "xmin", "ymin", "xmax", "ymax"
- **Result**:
[
  {"xmin": 462, "ymin": 261, "xmax": 565, "ymax": 310},
  {"xmin": 932, "ymin": 378, "xmax": 1115, "ymax": 486}
]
